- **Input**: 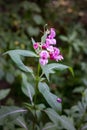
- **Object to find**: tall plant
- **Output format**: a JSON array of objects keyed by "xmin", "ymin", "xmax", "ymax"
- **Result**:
[{"xmin": 1, "ymin": 25, "xmax": 74, "ymax": 130}]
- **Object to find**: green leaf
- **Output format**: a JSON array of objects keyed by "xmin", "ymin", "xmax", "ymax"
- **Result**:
[
  {"xmin": 45, "ymin": 63, "xmax": 72, "ymax": 71},
  {"xmin": 14, "ymin": 116, "xmax": 28, "ymax": 130},
  {"xmin": 45, "ymin": 108, "xmax": 76, "ymax": 130},
  {"xmin": 42, "ymin": 122, "xmax": 57, "ymax": 130},
  {"xmin": 41, "ymin": 65, "xmax": 54, "ymax": 81},
  {"xmin": 41, "ymin": 32, "xmax": 47, "ymax": 43},
  {"xmin": 31, "ymin": 37, "xmax": 36, "ymax": 45},
  {"xmin": 37, "ymin": 104, "xmax": 46, "ymax": 111},
  {"xmin": 4, "ymin": 49, "xmax": 38, "ymax": 57},
  {"xmin": 0, "ymin": 69, "xmax": 4, "ymax": 79},
  {"xmin": 22, "ymin": 73, "xmax": 35, "ymax": 103},
  {"xmin": 45, "ymin": 108, "xmax": 60, "ymax": 124},
  {"xmin": 69, "ymin": 31, "xmax": 77, "ymax": 42},
  {"xmin": 0, "ymin": 89, "xmax": 10, "ymax": 100},
  {"xmin": 60, "ymin": 115, "xmax": 76, "ymax": 130},
  {"xmin": 41, "ymin": 63, "xmax": 74, "ymax": 81},
  {"xmin": 0, "ymin": 106, "xmax": 27, "ymax": 121},
  {"xmin": 38, "ymin": 82, "xmax": 62, "ymax": 113},
  {"xmin": 4, "ymin": 50, "xmax": 38, "ymax": 74},
  {"xmin": 27, "ymin": 26, "xmax": 40, "ymax": 36},
  {"xmin": 59, "ymin": 35, "xmax": 68, "ymax": 42},
  {"xmin": 81, "ymin": 124, "xmax": 87, "ymax": 130},
  {"xmin": 73, "ymin": 86, "xmax": 84, "ymax": 93},
  {"xmin": 82, "ymin": 89, "xmax": 87, "ymax": 103},
  {"xmin": 21, "ymin": 1, "xmax": 41, "ymax": 12},
  {"xmin": 68, "ymin": 67, "xmax": 74, "ymax": 76},
  {"xmin": 6, "ymin": 72, "xmax": 15, "ymax": 84},
  {"xmin": 33, "ymin": 15, "xmax": 44, "ymax": 25}
]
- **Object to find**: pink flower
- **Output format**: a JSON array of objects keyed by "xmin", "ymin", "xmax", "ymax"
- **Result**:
[
  {"xmin": 49, "ymin": 47, "xmax": 60, "ymax": 60},
  {"xmin": 39, "ymin": 58, "xmax": 48, "ymax": 66},
  {"xmin": 40, "ymin": 50, "xmax": 49, "ymax": 59},
  {"xmin": 42, "ymin": 44, "xmax": 47, "ymax": 49},
  {"xmin": 39, "ymin": 50, "xmax": 49, "ymax": 65},
  {"xmin": 49, "ymin": 47, "xmax": 63, "ymax": 61},
  {"xmin": 46, "ymin": 38, "xmax": 56, "ymax": 45},
  {"xmin": 49, "ymin": 52, "xmax": 55, "ymax": 60},
  {"xmin": 46, "ymin": 38, "xmax": 52, "ymax": 45},
  {"xmin": 54, "ymin": 54, "xmax": 63, "ymax": 61},
  {"xmin": 32, "ymin": 27, "xmax": 63, "ymax": 66},
  {"xmin": 33, "ymin": 43, "xmax": 39, "ymax": 50},
  {"xmin": 42, "ymin": 42, "xmax": 49, "ymax": 49},
  {"xmin": 47, "ymin": 46, "xmax": 54, "ymax": 52},
  {"xmin": 57, "ymin": 98, "xmax": 62, "ymax": 103},
  {"xmin": 48, "ymin": 28, "xmax": 56, "ymax": 39},
  {"xmin": 57, "ymin": 55, "xmax": 64, "ymax": 61},
  {"xmin": 53, "ymin": 47, "xmax": 60, "ymax": 55},
  {"xmin": 51, "ymin": 39, "xmax": 56, "ymax": 45}
]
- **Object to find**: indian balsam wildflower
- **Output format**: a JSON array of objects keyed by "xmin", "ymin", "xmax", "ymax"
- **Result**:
[{"xmin": 33, "ymin": 27, "xmax": 63, "ymax": 66}]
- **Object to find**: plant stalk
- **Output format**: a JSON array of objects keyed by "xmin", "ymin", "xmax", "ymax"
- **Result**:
[{"xmin": 33, "ymin": 63, "xmax": 40, "ymax": 130}]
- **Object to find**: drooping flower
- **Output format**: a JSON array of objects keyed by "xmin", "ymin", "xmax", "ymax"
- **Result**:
[
  {"xmin": 56, "ymin": 55, "xmax": 64, "ymax": 61},
  {"xmin": 39, "ymin": 50, "xmax": 49, "ymax": 65},
  {"xmin": 33, "ymin": 43, "xmax": 39, "ymax": 50},
  {"xmin": 40, "ymin": 50, "xmax": 49, "ymax": 59},
  {"xmin": 49, "ymin": 47, "xmax": 60, "ymax": 60},
  {"xmin": 39, "ymin": 58, "xmax": 48, "ymax": 66},
  {"xmin": 48, "ymin": 28, "xmax": 56, "ymax": 39},
  {"xmin": 46, "ymin": 38, "xmax": 56, "ymax": 45},
  {"xmin": 53, "ymin": 47, "xmax": 60, "ymax": 55},
  {"xmin": 49, "ymin": 47, "xmax": 63, "ymax": 61},
  {"xmin": 46, "ymin": 38, "xmax": 52, "ymax": 45},
  {"xmin": 42, "ymin": 42, "xmax": 50, "ymax": 49},
  {"xmin": 47, "ymin": 46, "xmax": 54, "ymax": 52},
  {"xmin": 32, "ymin": 27, "xmax": 63, "ymax": 66},
  {"xmin": 51, "ymin": 38, "xmax": 56, "ymax": 45}
]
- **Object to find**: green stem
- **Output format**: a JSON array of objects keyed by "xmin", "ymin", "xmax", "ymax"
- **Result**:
[
  {"xmin": 33, "ymin": 63, "xmax": 41, "ymax": 130},
  {"xmin": 37, "ymin": 63, "xmax": 40, "ymax": 79},
  {"xmin": 34, "ymin": 63, "xmax": 40, "ymax": 104}
]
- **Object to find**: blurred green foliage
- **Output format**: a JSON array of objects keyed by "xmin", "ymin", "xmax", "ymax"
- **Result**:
[
  {"xmin": 0, "ymin": 0, "xmax": 45, "ymax": 84},
  {"xmin": 0, "ymin": 0, "xmax": 87, "ymax": 129}
]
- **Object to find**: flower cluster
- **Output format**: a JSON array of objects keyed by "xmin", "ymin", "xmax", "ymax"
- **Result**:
[{"xmin": 33, "ymin": 28, "xmax": 63, "ymax": 65}]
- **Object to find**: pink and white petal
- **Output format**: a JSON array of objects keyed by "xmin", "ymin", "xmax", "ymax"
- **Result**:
[
  {"xmin": 48, "ymin": 28, "xmax": 56, "ymax": 39},
  {"xmin": 40, "ymin": 50, "xmax": 49, "ymax": 59},
  {"xmin": 33, "ymin": 43, "xmax": 39, "ymax": 49},
  {"xmin": 47, "ymin": 46, "xmax": 54, "ymax": 52},
  {"xmin": 51, "ymin": 39, "xmax": 56, "ymax": 45},
  {"xmin": 39, "ymin": 58, "xmax": 48, "ymax": 66}
]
